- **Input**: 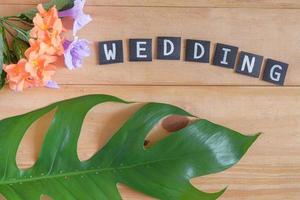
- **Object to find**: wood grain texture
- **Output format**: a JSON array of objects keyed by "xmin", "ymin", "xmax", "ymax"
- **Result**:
[
  {"xmin": 0, "ymin": 0, "xmax": 300, "ymax": 8},
  {"xmin": 0, "ymin": 85, "xmax": 300, "ymax": 200},
  {"xmin": 0, "ymin": 5, "xmax": 299, "ymax": 86},
  {"xmin": 0, "ymin": 0, "xmax": 300, "ymax": 199}
]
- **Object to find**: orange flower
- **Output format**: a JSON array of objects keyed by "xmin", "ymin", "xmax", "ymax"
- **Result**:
[
  {"xmin": 30, "ymin": 4, "xmax": 64, "ymax": 56},
  {"xmin": 43, "ymin": 33, "xmax": 64, "ymax": 56},
  {"xmin": 3, "ymin": 59, "xmax": 36, "ymax": 92},
  {"xmin": 5, "ymin": 4, "xmax": 64, "ymax": 91},
  {"xmin": 37, "ymin": 3, "xmax": 58, "ymax": 19},
  {"xmin": 31, "ymin": 4, "xmax": 63, "ymax": 39},
  {"xmin": 25, "ymin": 39, "xmax": 59, "ymax": 58},
  {"xmin": 26, "ymin": 53, "xmax": 57, "ymax": 84}
]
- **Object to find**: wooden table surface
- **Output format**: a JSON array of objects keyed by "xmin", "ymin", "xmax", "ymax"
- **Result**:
[{"xmin": 0, "ymin": 0, "xmax": 300, "ymax": 199}]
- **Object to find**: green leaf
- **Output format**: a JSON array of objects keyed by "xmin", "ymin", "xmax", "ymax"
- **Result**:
[
  {"xmin": 0, "ymin": 25, "xmax": 7, "ymax": 89},
  {"xmin": 0, "ymin": 71, "xmax": 6, "ymax": 89},
  {"xmin": 12, "ymin": 38, "xmax": 30, "ymax": 60},
  {"xmin": 19, "ymin": 0, "xmax": 74, "ymax": 22},
  {"xmin": 7, "ymin": 25, "xmax": 30, "ymax": 42},
  {"xmin": 0, "ymin": 95, "xmax": 259, "ymax": 200},
  {"xmin": 0, "ymin": 26, "xmax": 4, "ymax": 73},
  {"xmin": 7, "ymin": 50, "xmax": 18, "ymax": 64},
  {"xmin": 15, "ymin": 29, "xmax": 30, "ymax": 43}
]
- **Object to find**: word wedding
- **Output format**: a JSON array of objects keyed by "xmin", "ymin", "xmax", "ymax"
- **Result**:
[{"xmin": 98, "ymin": 37, "xmax": 289, "ymax": 85}]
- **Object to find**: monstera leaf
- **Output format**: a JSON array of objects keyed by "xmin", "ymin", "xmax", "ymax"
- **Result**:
[{"xmin": 0, "ymin": 95, "xmax": 259, "ymax": 200}]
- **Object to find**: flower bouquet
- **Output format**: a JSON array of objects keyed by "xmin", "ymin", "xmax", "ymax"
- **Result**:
[{"xmin": 0, "ymin": 0, "xmax": 92, "ymax": 92}]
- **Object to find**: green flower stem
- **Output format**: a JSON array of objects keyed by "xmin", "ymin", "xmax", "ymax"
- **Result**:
[
  {"xmin": 0, "ymin": 15, "xmax": 34, "ymax": 27},
  {"xmin": 2, "ymin": 20, "xmax": 30, "ymax": 42},
  {"xmin": 3, "ymin": 20, "xmax": 24, "ymax": 32},
  {"xmin": 0, "ymin": 16, "xmax": 18, "ymax": 23},
  {"xmin": 1, "ymin": 24, "xmax": 14, "ymax": 38},
  {"xmin": 0, "ymin": 22, "xmax": 12, "ymax": 41},
  {"xmin": 1, "ymin": 16, "xmax": 19, "ymax": 19},
  {"xmin": 7, "ymin": 18, "xmax": 33, "ymax": 27},
  {"xmin": 0, "ymin": 24, "xmax": 12, "ymax": 64}
]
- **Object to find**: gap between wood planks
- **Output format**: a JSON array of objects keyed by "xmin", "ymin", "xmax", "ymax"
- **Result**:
[
  {"xmin": 0, "ymin": 3, "xmax": 299, "ymax": 9},
  {"xmin": 49, "ymin": 84, "xmax": 300, "ymax": 88}
]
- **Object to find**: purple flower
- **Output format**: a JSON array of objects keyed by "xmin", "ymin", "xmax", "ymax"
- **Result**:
[
  {"xmin": 58, "ymin": 0, "xmax": 92, "ymax": 35},
  {"xmin": 45, "ymin": 80, "xmax": 60, "ymax": 89},
  {"xmin": 63, "ymin": 38, "xmax": 91, "ymax": 70}
]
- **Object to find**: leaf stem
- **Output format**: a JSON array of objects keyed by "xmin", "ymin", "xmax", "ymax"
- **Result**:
[
  {"xmin": 3, "ymin": 25, "xmax": 14, "ymax": 38},
  {"xmin": 3, "ymin": 16, "xmax": 19, "ymax": 19},
  {"xmin": 6, "ymin": 18, "xmax": 33, "ymax": 27},
  {"xmin": 3, "ymin": 20, "xmax": 23, "ymax": 31}
]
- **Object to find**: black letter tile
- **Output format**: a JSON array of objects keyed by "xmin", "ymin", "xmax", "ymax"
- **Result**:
[
  {"xmin": 213, "ymin": 43, "xmax": 238, "ymax": 68},
  {"xmin": 185, "ymin": 39, "xmax": 210, "ymax": 63},
  {"xmin": 157, "ymin": 37, "xmax": 181, "ymax": 60},
  {"xmin": 262, "ymin": 59, "xmax": 288, "ymax": 86},
  {"xmin": 129, "ymin": 39, "xmax": 152, "ymax": 61},
  {"xmin": 235, "ymin": 51, "xmax": 263, "ymax": 77},
  {"xmin": 99, "ymin": 40, "xmax": 123, "ymax": 65}
]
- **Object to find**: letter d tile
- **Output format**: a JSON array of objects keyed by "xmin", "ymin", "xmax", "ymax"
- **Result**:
[{"xmin": 157, "ymin": 37, "xmax": 181, "ymax": 60}]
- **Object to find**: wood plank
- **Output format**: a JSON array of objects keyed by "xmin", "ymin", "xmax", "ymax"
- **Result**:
[
  {"xmin": 0, "ymin": 0, "xmax": 300, "ymax": 9},
  {"xmin": 0, "ymin": 85, "xmax": 299, "ymax": 199},
  {"xmin": 1, "ymin": 5, "xmax": 299, "ymax": 86}
]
